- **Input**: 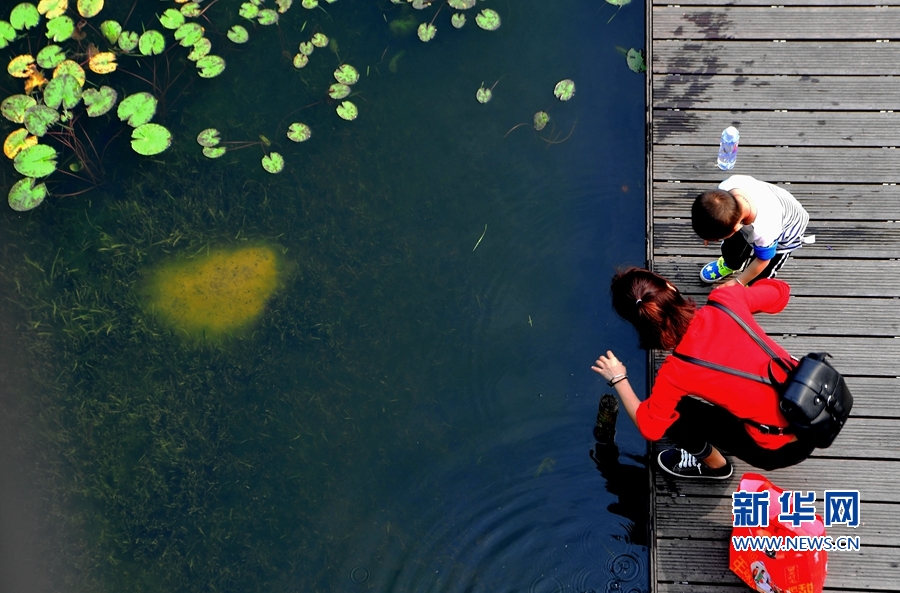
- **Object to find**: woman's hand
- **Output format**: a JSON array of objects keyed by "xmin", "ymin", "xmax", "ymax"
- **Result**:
[{"xmin": 591, "ymin": 350, "xmax": 627, "ymax": 382}]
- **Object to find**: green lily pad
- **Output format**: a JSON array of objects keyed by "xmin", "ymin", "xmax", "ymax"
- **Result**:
[
  {"xmin": 43, "ymin": 74, "xmax": 82, "ymax": 109},
  {"xmin": 276, "ymin": 0, "xmax": 293, "ymax": 13},
  {"xmin": 38, "ymin": 0, "xmax": 67, "ymax": 18},
  {"xmin": 0, "ymin": 21, "xmax": 15, "ymax": 49},
  {"xmin": 476, "ymin": 85, "xmax": 491, "ymax": 103},
  {"xmin": 257, "ymin": 8, "xmax": 278, "ymax": 25},
  {"xmin": 196, "ymin": 55, "xmax": 225, "ymax": 78},
  {"xmin": 328, "ymin": 83, "xmax": 350, "ymax": 99},
  {"xmin": 334, "ymin": 64, "xmax": 359, "ymax": 85},
  {"xmin": 411, "ymin": 0, "xmax": 428, "ymax": 8},
  {"xmin": 10, "ymin": 4, "xmax": 40, "ymax": 31},
  {"xmin": 2, "ymin": 95, "xmax": 38, "ymax": 123},
  {"xmin": 23, "ymin": 104, "xmax": 60, "ymax": 136},
  {"xmin": 475, "ymin": 8, "xmax": 500, "ymax": 31},
  {"xmin": 36, "ymin": 44, "xmax": 65, "ymax": 68},
  {"xmin": 117, "ymin": 92, "xmax": 157, "ymax": 127},
  {"xmin": 53, "ymin": 60, "xmax": 85, "ymax": 86},
  {"xmin": 262, "ymin": 152, "xmax": 284, "ymax": 173},
  {"xmin": 77, "ymin": 0, "xmax": 104, "ymax": 18},
  {"xmin": 292, "ymin": 53, "xmax": 308, "ymax": 68},
  {"xmin": 82, "ymin": 86, "xmax": 117, "ymax": 116},
  {"xmin": 336, "ymin": 101, "xmax": 357, "ymax": 121},
  {"xmin": 554, "ymin": 79, "xmax": 575, "ymax": 101},
  {"xmin": 606, "ymin": 0, "xmax": 632, "ymax": 5},
  {"xmin": 8, "ymin": 54, "xmax": 35, "ymax": 78},
  {"xmin": 180, "ymin": 3, "xmax": 201, "ymax": 18},
  {"xmin": 139, "ymin": 30, "xmax": 166, "ymax": 55},
  {"xmin": 626, "ymin": 48, "xmax": 646, "ymax": 73},
  {"xmin": 311, "ymin": 32, "xmax": 328, "ymax": 47},
  {"xmin": 8, "ymin": 177, "xmax": 47, "ymax": 211},
  {"xmin": 299, "ymin": 41, "xmax": 314, "ymax": 56},
  {"xmin": 131, "ymin": 123, "xmax": 172, "ymax": 156},
  {"xmin": 227, "ymin": 25, "xmax": 249, "ymax": 43},
  {"xmin": 118, "ymin": 30, "xmax": 139, "ymax": 52},
  {"xmin": 158, "ymin": 8, "xmax": 185, "ymax": 30},
  {"xmin": 287, "ymin": 122, "xmax": 311, "ymax": 142},
  {"xmin": 417, "ymin": 23, "xmax": 435, "ymax": 42},
  {"xmin": 187, "ymin": 38, "xmax": 211, "ymax": 61},
  {"xmin": 174, "ymin": 22, "xmax": 204, "ymax": 47},
  {"xmin": 533, "ymin": 111, "xmax": 549, "ymax": 131},
  {"xmin": 4, "ymin": 128, "xmax": 37, "ymax": 159},
  {"xmin": 448, "ymin": 0, "xmax": 475, "ymax": 8},
  {"xmin": 451, "ymin": 13, "xmax": 465, "ymax": 28},
  {"xmin": 239, "ymin": 2, "xmax": 259, "ymax": 20},
  {"xmin": 202, "ymin": 146, "xmax": 226, "ymax": 159},
  {"xmin": 196, "ymin": 128, "xmax": 220, "ymax": 147},
  {"xmin": 45, "ymin": 15, "xmax": 74, "ymax": 42},
  {"xmin": 301, "ymin": 0, "xmax": 318, "ymax": 8},
  {"xmin": 14, "ymin": 144, "xmax": 57, "ymax": 178},
  {"xmin": 99, "ymin": 20, "xmax": 121, "ymax": 43}
]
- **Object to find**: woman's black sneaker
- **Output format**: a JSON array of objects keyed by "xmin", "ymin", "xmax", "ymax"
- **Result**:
[{"xmin": 657, "ymin": 448, "xmax": 733, "ymax": 480}]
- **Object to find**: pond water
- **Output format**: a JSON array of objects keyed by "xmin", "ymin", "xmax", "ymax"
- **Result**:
[{"xmin": 0, "ymin": 1, "xmax": 648, "ymax": 592}]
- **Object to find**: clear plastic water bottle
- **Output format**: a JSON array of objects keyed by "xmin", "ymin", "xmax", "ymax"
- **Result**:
[{"xmin": 717, "ymin": 126, "xmax": 740, "ymax": 170}]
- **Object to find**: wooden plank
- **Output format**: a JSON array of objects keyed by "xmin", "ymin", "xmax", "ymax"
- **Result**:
[
  {"xmin": 654, "ymin": 41, "xmax": 900, "ymax": 76},
  {"xmin": 653, "ymin": 75, "xmax": 900, "ymax": 110},
  {"xmin": 654, "ymin": 0, "xmax": 900, "ymax": 6},
  {"xmin": 653, "ymin": 182, "xmax": 900, "ymax": 220},
  {"xmin": 658, "ymin": 585, "xmax": 879, "ymax": 593},
  {"xmin": 653, "ymin": 145, "xmax": 900, "ymax": 183},
  {"xmin": 654, "ymin": 7, "xmax": 900, "ymax": 40},
  {"xmin": 771, "ymin": 335, "xmax": 900, "ymax": 376},
  {"xmin": 652, "ymin": 110, "xmax": 900, "ymax": 148}
]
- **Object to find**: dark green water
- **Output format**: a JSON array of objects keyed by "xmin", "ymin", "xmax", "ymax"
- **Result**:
[{"xmin": 0, "ymin": 1, "xmax": 648, "ymax": 592}]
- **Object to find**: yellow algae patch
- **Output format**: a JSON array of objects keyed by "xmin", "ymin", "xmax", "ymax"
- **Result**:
[{"xmin": 146, "ymin": 245, "xmax": 281, "ymax": 337}]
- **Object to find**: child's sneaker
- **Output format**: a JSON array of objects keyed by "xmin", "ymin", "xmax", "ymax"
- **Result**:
[
  {"xmin": 700, "ymin": 257, "xmax": 735, "ymax": 283},
  {"xmin": 657, "ymin": 448, "xmax": 733, "ymax": 480}
]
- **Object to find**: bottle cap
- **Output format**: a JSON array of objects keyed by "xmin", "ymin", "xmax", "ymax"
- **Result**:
[{"xmin": 723, "ymin": 126, "xmax": 740, "ymax": 142}]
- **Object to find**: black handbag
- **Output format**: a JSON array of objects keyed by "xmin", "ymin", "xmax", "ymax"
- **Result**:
[{"xmin": 672, "ymin": 300, "xmax": 852, "ymax": 448}]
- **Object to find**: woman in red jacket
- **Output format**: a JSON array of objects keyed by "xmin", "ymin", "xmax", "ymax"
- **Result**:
[{"xmin": 591, "ymin": 267, "xmax": 815, "ymax": 479}]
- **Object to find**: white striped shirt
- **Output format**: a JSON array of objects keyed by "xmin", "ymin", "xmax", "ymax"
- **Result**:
[{"xmin": 719, "ymin": 175, "xmax": 809, "ymax": 256}]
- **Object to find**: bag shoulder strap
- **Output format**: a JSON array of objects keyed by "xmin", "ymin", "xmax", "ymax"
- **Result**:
[{"xmin": 670, "ymin": 351, "xmax": 771, "ymax": 385}]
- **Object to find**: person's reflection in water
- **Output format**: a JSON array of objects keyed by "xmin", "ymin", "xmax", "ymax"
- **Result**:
[{"xmin": 589, "ymin": 394, "xmax": 649, "ymax": 547}]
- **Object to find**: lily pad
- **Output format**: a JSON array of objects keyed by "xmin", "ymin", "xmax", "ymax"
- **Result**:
[
  {"xmin": 287, "ymin": 122, "xmax": 311, "ymax": 142},
  {"xmin": 82, "ymin": 86, "xmax": 117, "ymax": 116},
  {"xmin": 139, "ymin": 30, "xmax": 166, "ymax": 55},
  {"xmin": 88, "ymin": 51, "xmax": 117, "ymax": 73},
  {"xmin": 411, "ymin": 0, "xmax": 429, "ymax": 8},
  {"xmin": 36, "ymin": 45, "xmax": 66, "ymax": 69},
  {"xmin": 53, "ymin": 60, "xmax": 85, "ymax": 86},
  {"xmin": 118, "ymin": 30, "xmax": 139, "ymax": 51},
  {"xmin": 43, "ymin": 74, "xmax": 82, "ymax": 109},
  {"xmin": 3, "ymin": 128, "xmax": 37, "ymax": 159},
  {"xmin": 196, "ymin": 128, "xmax": 220, "ymax": 147},
  {"xmin": 14, "ymin": 143, "xmax": 57, "ymax": 178},
  {"xmin": 299, "ymin": 41, "xmax": 314, "ymax": 55},
  {"xmin": 117, "ymin": 92, "xmax": 157, "ymax": 127},
  {"xmin": 475, "ymin": 8, "xmax": 500, "ymax": 31},
  {"xmin": 187, "ymin": 38, "xmax": 211, "ymax": 61},
  {"xmin": 239, "ymin": 2, "xmax": 259, "ymax": 20},
  {"xmin": 334, "ymin": 64, "xmax": 359, "ymax": 85},
  {"xmin": 328, "ymin": 83, "xmax": 350, "ymax": 99},
  {"xmin": 257, "ymin": 8, "xmax": 278, "ymax": 25},
  {"xmin": 301, "ymin": 0, "xmax": 318, "ymax": 8},
  {"xmin": 159, "ymin": 8, "xmax": 185, "ymax": 30},
  {"xmin": 99, "ymin": 20, "xmax": 121, "ymax": 43},
  {"xmin": 606, "ymin": 0, "xmax": 632, "ymax": 5},
  {"xmin": 336, "ymin": 101, "xmax": 357, "ymax": 121},
  {"xmin": 311, "ymin": 32, "xmax": 328, "ymax": 47},
  {"xmin": 8, "ymin": 55, "xmax": 36, "ymax": 78},
  {"xmin": 180, "ymin": 3, "xmax": 201, "ymax": 18},
  {"xmin": 276, "ymin": 0, "xmax": 293, "ymax": 13},
  {"xmin": 451, "ymin": 13, "xmax": 465, "ymax": 28},
  {"xmin": 196, "ymin": 55, "xmax": 225, "ymax": 78},
  {"xmin": 554, "ymin": 78, "xmax": 575, "ymax": 101},
  {"xmin": 37, "ymin": 0, "xmax": 67, "ymax": 19},
  {"xmin": 46, "ymin": 15, "xmax": 74, "ymax": 41},
  {"xmin": 417, "ymin": 22, "xmax": 435, "ymax": 42},
  {"xmin": 292, "ymin": 53, "xmax": 308, "ymax": 68},
  {"xmin": 626, "ymin": 48, "xmax": 646, "ymax": 73},
  {"xmin": 131, "ymin": 123, "xmax": 172, "ymax": 156},
  {"xmin": 174, "ymin": 22, "xmax": 204, "ymax": 47},
  {"xmin": 448, "ymin": 0, "xmax": 474, "ymax": 7},
  {"xmin": 8, "ymin": 177, "xmax": 48, "ymax": 211},
  {"xmin": 476, "ymin": 85, "xmax": 491, "ymax": 103},
  {"xmin": 262, "ymin": 152, "xmax": 284, "ymax": 173},
  {"xmin": 10, "ymin": 4, "xmax": 41, "ymax": 30},
  {"xmin": 533, "ymin": 111, "xmax": 549, "ymax": 131},
  {"xmin": 0, "ymin": 21, "xmax": 15, "ymax": 49},
  {"xmin": 2, "ymin": 95, "xmax": 37, "ymax": 123},
  {"xmin": 76, "ymin": 0, "xmax": 103, "ymax": 18},
  {"xmin": 23, "ymin": 104, "xmax": 60, "ymax": 136},
  {"xmin": 227, "ymin": 25, "xmax": 249, "ymax": 43},
  {"xmin": 202, "ymin": 146, "xmax": 226, "ymax": 159}
]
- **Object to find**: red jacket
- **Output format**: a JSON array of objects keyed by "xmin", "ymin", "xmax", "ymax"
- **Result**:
[{"xmin": 636, "ymin": 279, "xmax": 794, "ymax": 449}]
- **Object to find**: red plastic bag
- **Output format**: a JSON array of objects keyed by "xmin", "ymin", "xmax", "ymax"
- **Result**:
[{"xmin": 729, "ymin": 473, "xmax": 828, "ymax": 593}]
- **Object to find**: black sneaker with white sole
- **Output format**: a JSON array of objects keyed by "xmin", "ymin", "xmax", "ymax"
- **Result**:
[{"xmin": 657, "ymin": 448, "xmax": 733, "ymax": 480}]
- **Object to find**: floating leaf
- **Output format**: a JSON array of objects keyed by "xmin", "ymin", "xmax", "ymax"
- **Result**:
[
  {"xmin": 118, "ymin": 30, "xmax": 138, "ymax": 51},
  {"xmin": 292, "ymin": 53, "xmax": 308, "ymax": 68},
  {"xmin": 8, "ymin": 177, "xmax": 47, "ymax": 211},
  {"xmin": 328, "ymin": 83, "xmax": 350, "ymax": 99},
  {"xmin": 411, "ymin": 0, "xmax": 429, "ymax": 8},
  {"xmin": 45, "ymin": 15, "xmax": 74, "ymax": 41},
  {"xmin": 4, "ymin": 128, "xmax": 37, "ymax": 159},
  {"xmin": 533, "ymin": 111, "xmax": 549, "ymax": 131},
  {"xmin": 138, "ymin": 30, "xmax": 165, "ymax": 55},
  {"xmin": 334, "ymin": 64, "xmax": 358, "ymax": 85},
  {"xmin": 606, "ymin": 0, "xmax": 631, "ymax": 5},
  {"xmin": 257, "ymin": 8, "xmax": 278, "ymax": 25},
  {"xmin": 451, "ymin": 13, "xmax": 465, "ymax": 28},
  {"xmin": 475, "ymin": 8, "xmax": 500, "ymax": 30},
  {"xmin": 38, "ymin": 0, "xmax": 68, "ymax": 19},
  {"xmin": 299, "ymin": 41, "xmax": 314, "ymax": 56},
  {"xmin": 261, "ymin": 152, "xmax": 284, "ymax": 173},
  {"xmin": 36, "ymin": 44, "xmax": 65, "ymax": 69},
  {"xmin": 196, "ymin": 128, "xmax": 220, "ymax": 147},
  {"xmin": 301, "ymin": 0, "xmax": 318, "ymax": 8},
  {"xmin": 131, "ymin": 123, "xmax": 172, "ymax": 155},
  {"xmin": 626, "ymin": 48, "xmax": 646, "ymax": 73},
  {"xmin": 82, "ymin": 86, "xmax": 117, "ymax": 116},
  {"xmin": 287, "ymin": 122, "xmax": 311, "ymax": 142},
  {"xmin": 10, "ymin": 4, "xmax": 41, "ymax": 30},
  {"xmin": 196, "ymin": 55, "xmax": 225, "ymax": 78},
  {"xmin": 276, "ymin": 0, "xmax": 293, "ymax": 13},
  {"xmin": 76, "ymin": 0, "xmax": 103, "ymax": 18},
  {"xmin": 174, "ymin": 22, "xmax": 204, "ymax": 47},
  {"xmin": 53, "ymin": 60, "xmax": 85, "ymax": 86},
  {"xmin": 336, "ymin": 101, "xmax": 357, "ymax": 121},
  {"xmin": 88, "ymin": 51, "xmax": 117, "ymax": 73},
  {"xmin": 202, "ymin": 146, "xmax": 226, "ymax": 158},
  {"xmin": 239, "ymin": 2, "xmax": 259, "ymax": 20},
  {"xmin": 476, "ymin": 85, "xmax": 491, "ymax": 103},
  {"xmin": 117, "ymin": 92, "xmax": 157, "ymax": 127},
  {"xmin": 417, "ymin": 23, "xmax": 435, "ymax": 42},
  {"xmin": 99, "ymin": 20, "xmax": 120, "ymax": 43},
  {"xmin": 8, "ymin": 55, "xmax": 36, "ymax": 78},
  {"xmin": 227, "ymin": 25, "xmax": 248, "ymax": 43},
  {"xmin": 158, "ymin": 8, "xmax": 185, "ymax": 30},
  {"xmin": 187, "ymin": 38, "xmax": 211, "ymax": 61},
  {"xmin": 180, "ymin": 3, "xmax": 201, "ymax": 18},
  {"xmin": 448, "ymin": 0, "xmax": 475, "ymax": 8},
  {"xmin": 553, "ymin": 79, "xmax": 575, "ymax": 101},
  {"xmin": 0, "ymin": 21, "xmax": 15, "ymax": 49},
  {"xmin": 14, "ymin": 143, "xmax": 57, "ymax": 177},
  {"xmin": 311, "ymin": 32, "xmax": 328, "ymax": 47},
  {"xmin": 2, "ymin": 95, "xmax": 37, "ymax": 123},
  {"xmin": 23, "ymin": 104, "xmax": 59, "ymax": 136},
  {"xmin": 43, "ymin": 74, "xmax": 82, "ymax": 109}
]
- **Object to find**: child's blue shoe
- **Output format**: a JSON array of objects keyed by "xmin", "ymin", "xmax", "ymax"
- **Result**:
[{"xmin": 700, "ymin": 257, "xmax": 735, "ymax": 283}]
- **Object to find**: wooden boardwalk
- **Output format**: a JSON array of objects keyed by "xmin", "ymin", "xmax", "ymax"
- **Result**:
[{"xmin": 646, "ymin": 0, "xmax": 900, "ymax": 590}]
